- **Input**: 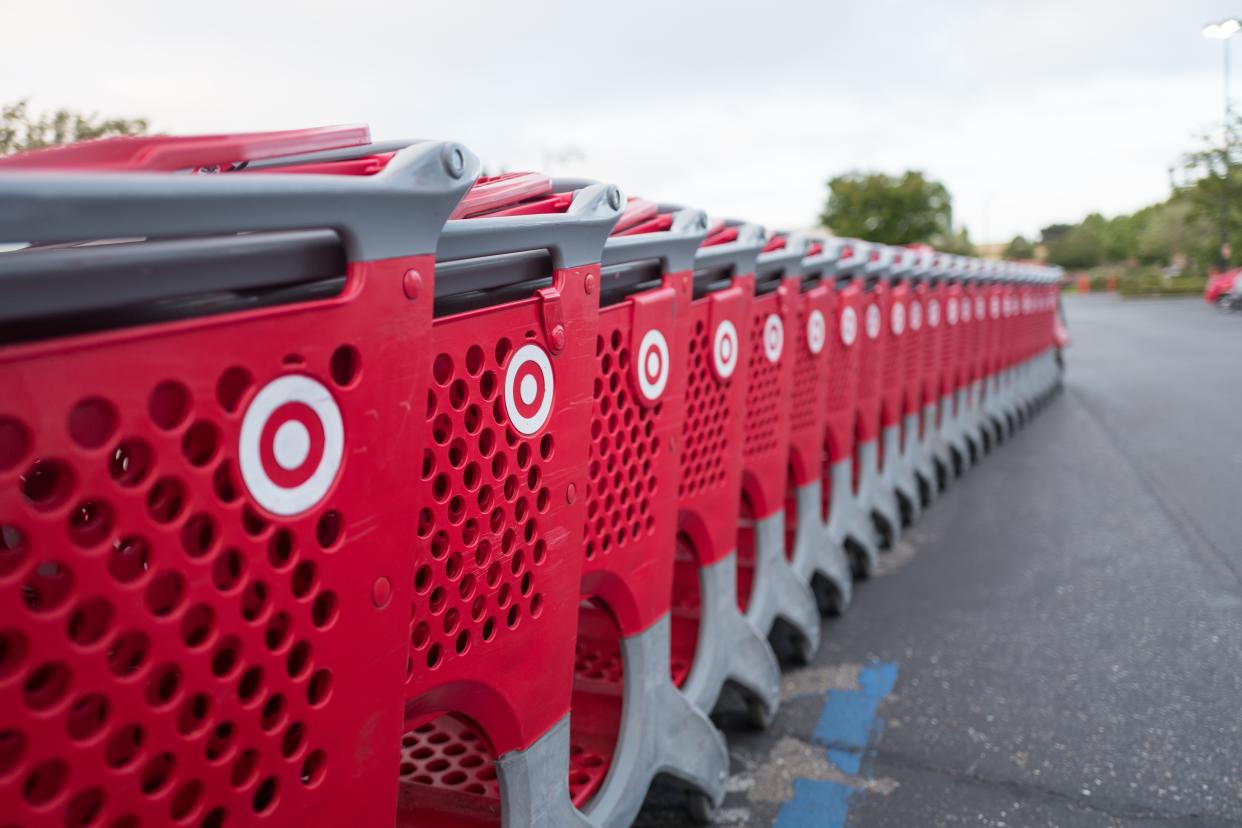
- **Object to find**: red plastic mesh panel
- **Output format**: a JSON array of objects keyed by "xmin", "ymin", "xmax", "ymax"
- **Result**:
[
  {"xmin": 567, "ymin": 604, "xmax": 622, "ymax": 808},
  {"xmin": 399, "ymin": 717, "xmax": 498, "ymax": 797},
  {"xmin": 668, "ymin": 535, "xmax": 700, "ymax": 688},
  {"xmin": 826, "ymin": 299, "xmax": 860, "ymax": 415},
  {"xmin": 856, "ymin": 295, "xmax": 883, "ymax": 404},
  {"xmin": 678, "ymin": 319, "xmax": 729, "ymax": 499},
  {"xmin": 789, "ymin": 305, "xmax": 819, "ymax": 435},
  {"xmin": 922, "ymin": 289, "xmax": 944, "ymax": 401},
  {"xmin": 735, "ymin": 495, "xmax": 757, "ymax": 613},
  {"xmin": 742, "ymin": 307, "xmax": 782, "ymax": 462},
  {"xmin": 584, "ymin": 326, "xmax": 661, "ymax": 564},
  {"xmin": 903, "ymin": 293, "xmax": 924, "ymax": 407},
  {"xmin": 397, "ymin": 715, "xmax": 501, "ymax": 828},
  {"xmin": 0, "ymin": 345, "xmax": 387, "ymax": 828},
  {"xmin": 410, "ymin": 335, "xmax": 554, "ymax": 679}
]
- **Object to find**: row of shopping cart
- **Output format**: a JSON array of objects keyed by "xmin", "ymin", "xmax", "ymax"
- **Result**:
[{"xmin": 0, "ymin": 126, "xmax": 1067, "ymax": 828}]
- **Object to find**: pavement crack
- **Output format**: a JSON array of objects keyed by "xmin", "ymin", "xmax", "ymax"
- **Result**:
[{"xmin": 871, "ymin": 745, "xmax": 1242, "ymax": 825}]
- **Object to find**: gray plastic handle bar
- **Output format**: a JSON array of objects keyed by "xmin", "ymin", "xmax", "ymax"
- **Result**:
[
  {"xmin": 601, "ymin": 208, "xmax": 711, "ymax": 273},
  {"xmin": 834, "ymin": 239, "xmax": 872, "ymax": 278},
  {"xmin": 436, "ymin": 183, "xmax": 625, "ymax": 270},
  {"xmin": 0, "ymin": 141, "xmax": 479, "ymax": 263},
  {"xmin": 244, "ymin": 139, "xmax": 419, "ymax": 169},
  {"xmin": 691, "ymin": 220, "xmax": 767, "ymax": 276},
  {"xmin": 756, "ymin": 234, "xmax": 811, "ymax": 280}
]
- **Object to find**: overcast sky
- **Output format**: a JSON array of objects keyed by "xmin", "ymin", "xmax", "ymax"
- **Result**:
[{"xmin": 6, "ymin": 0, "xmax": 1238, "ymax": 243}]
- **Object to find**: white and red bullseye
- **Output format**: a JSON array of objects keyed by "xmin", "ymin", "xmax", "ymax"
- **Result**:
[
  {"xmin": 865, "ymin": 304, "xmax": 881, "ymax": 339},
  {"xmin": 240, "ymin": 374, "xmax": 344, "ymax": 517},
  {"xmin": 713, "ymin": 319, "xmax": 739, "ymax": 379},
  {"xmin": 636, "ymin": 328, "xmax": 670, "ymax": 401},
  {"xmin": 840, "ymin": 306, "xmax": 859, "ymax": 346},
  {"xmin": 504, "ymin": 343, "xmax": 554, "ymax": 435},
  {"xmin": 991, "ymin": 295, "xmax": 1001, "ymax": 319},
  {"xmin": 891, "ymin": 302, "xmax": 906, "ymax": 336},
  {"xmin": 975, "ymin": 296, "xmax": 985, "ymax": 319},
  {"xmin": 961, "ymin": 296, "xmax": 972, "ymax": 322},
  {"xmin": 928, "ymin": 299, "xmax": 941, "ymax": 328},
  {"xmin": 763, "ymin": 313, "xmax": 784, "ymax": 364},
  {"xmin": 910, "ymin": 301, "xmax": 923, "ymax": 331},
  {"xmin": 807, "ymin": 309, "xmax": 826, "ymax": 354},
  {"xmin": 947, "ymin": 298, "xmax": 959, "ymax": 325}
]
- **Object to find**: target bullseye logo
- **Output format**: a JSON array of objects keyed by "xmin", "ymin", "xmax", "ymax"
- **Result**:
[
  {"xmin": 763, "ymin": 314, "xmax": 784, "ymax": 364},
  {"xmin": 928, "ymin": 299, "xmax": 941, "ymax": 328},
  {"xmin": 807, "ymin": 309, "xmax": 826, "ymax": 354},
  {"xmin": 713, "ymin": 319, "xmax": 739, "ymax": 379},
  {"xmin": 910, "ymin": 301, "xmax": 923, "ymax": 331},
  {"xmin": 840, "ymin": 306, "xmax": 859, "ymax": 346},
  {"xmin": 947, "ymin": 298, "xmax": 959, "ymax": 325},
  {"xmin": 504, "ymin": 343, "xmax": 555, "ymax": 435},
  {"xmin": 865, "ymin": 304, "xmax": 881, "ymax": 340},
  {"xmin": 991, "ymin": 296, "xmax": 1001, "ymax": 319},
  {"xmin": 636, "ymin": 329, "xmax": 670, "ymax": 401},
  {"xmin": 891, "ymin": 302, "xmax": 906, "ymax": 336},
  {"xmin": 961, "ymin": 297, "xmax": 972, "ymax": 322},
  {"xmin": 975, "ymin": 296, "xmax": 986, "ymax": 319},
  {"xmin": 240, "ymin": 375, "xmax": 344, "ymax": 517}
]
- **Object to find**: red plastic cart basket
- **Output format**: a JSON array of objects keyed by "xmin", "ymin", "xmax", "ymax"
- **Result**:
[
  {"xmin": 568, "ymin": 195, "xmax": 728, "ymax": 826},
  {"xmin": 733, "ymin": 234, "xmax": 822, "ymax": 664},
  {"xmin": 666, "ymin": 217, "xmax": 780, "ymax": 727},
  {"xmin": 821, "ymin": 241, "xmax": 880, "ymax": 577},
  {"xmin": 398, "ymin": 178, "xmax": 624, "ymax": 828},
  {"xmin": 0, "ymin": 138, "xmax": 478, "ymax": 828}
]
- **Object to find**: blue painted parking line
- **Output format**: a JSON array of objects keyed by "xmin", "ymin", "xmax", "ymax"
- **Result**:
[{"xmin": 774, "ymin": 662, "xmax": 899, "ymax": 828}]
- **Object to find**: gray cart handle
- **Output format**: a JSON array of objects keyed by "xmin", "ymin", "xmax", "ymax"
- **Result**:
[
  {"xmin": 0, "ymin": 140, "xmax": 479, "ymax": 263},
  {"xmin": 436, "ymin": 183, "xmax": 624, "ymax": 270}
]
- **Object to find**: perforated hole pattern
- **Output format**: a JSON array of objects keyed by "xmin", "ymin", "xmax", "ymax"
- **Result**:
[
  {"xmin": 826, "ymin": 303, "xmax": 859, "ymax": 414},
  {"xmin": 678, "ymin": 315, "xmax": 732, "ymax": 499},
  {"xmin": 1, "ymin": 363, "xmax": 345, "ymax": 827},
  {"xmin": 399, "ymin": 716, "xmax": 498, "ymax": 799},
  {"xmin": 789, "ymin": 305, "xmax": 820, "ymax": 436},
  {"xmin": 855, "ymin": 297, "xmax": 883, "ymax": 402},
  {"xmin": 584, "ymin": 320, "xmax": 661, "ymax": 563},
  {"xmin": 742, "ymin": 307, "xmax": 782, "ymax": 461},
  {"xmin": 410, "ymin": 337, "xmax": 552, "ymax": 678}
]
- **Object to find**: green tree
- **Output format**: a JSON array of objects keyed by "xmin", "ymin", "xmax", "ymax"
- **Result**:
[
  {"xmin": 934, "ymin": 227, "xmax": 976, "ymax": 256},
  {"xmin": 1046, "ymin": 213, "xmax": 1108, "ymax": 269},
  {"xmin": 1, "ymin": 99, "xmax": 148, "ymax": 156},
  {"xmin": 820, "ymin": 170, "xmax": 953, "ymax": 244},
  {"xmin": 1003, "ymin": 235, "xmax": 1036, "ymax": 260},
  {"xmin": 1039, "ymin": 223, "xmax": 1074, "ymax": 245},
  {"xmin": 1176, "ymin": 115, "xmax": 1242, "ymax": 269}
]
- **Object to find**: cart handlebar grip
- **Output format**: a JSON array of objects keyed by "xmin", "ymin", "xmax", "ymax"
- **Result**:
[
  {"xmin": 436, "ymin": 183, "xmax": 625, "ymax": 269},
  {"xmin": 0, "ymin": 140, "xmax": 480, "ymax": 263},
  {"xmin": 601, "ymin": 208, "xmax": 710, "ymax": 273},
  {"xmin": 0, "ymin": 125, "xmax": 373, "ymax": 171},
  {"xmin": 834, "ymin": 238, "xmax": 872, "ymax": 279},
  {"xmin": 243, "ymin": 139, "xmax": 417, "ymax": 170},
  {"xmin": 692, "ymin": 221, "xmax": 767, "ymax": 275},
  {"xmin": 756, "ymin": 233, "xmax": 811, "ymax": 280}
]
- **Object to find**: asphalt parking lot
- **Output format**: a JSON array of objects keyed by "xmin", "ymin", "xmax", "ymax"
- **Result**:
[{"xmin": 639, "ymin": 294, "xmax": 1242, "ymax": 827}]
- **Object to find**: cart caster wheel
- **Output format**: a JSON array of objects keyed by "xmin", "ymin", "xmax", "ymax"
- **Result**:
[
  {"xmin": 791, "ymin": 632, "xmax": 817, "ymax": 665},
  {"xmin": 688, "ymin": 791, "xmax": 718, "ymax": 824},
  {"xmin": 747, "ymin": 696, "xmax": 774, "ymax": 730}
]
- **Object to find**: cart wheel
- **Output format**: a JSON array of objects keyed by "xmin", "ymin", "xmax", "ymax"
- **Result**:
[
  {"xmin": 687, "ymin": 791, "xmax": 718, "ymax": 824},
  {"xmin": 747, "ymin": 696, "xmax": 774, "ymax": 730},
  {"xmin": 791, "ymin": 631, "xmax": 817, "ymax": 665}
]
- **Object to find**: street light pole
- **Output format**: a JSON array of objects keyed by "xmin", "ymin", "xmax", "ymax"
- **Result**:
[{"xmin": 1203, "ymin": 19, "xmax": 1240, "ymax": 270}]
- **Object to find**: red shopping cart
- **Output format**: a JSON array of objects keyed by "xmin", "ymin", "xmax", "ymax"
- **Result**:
[
  {"xmin": 667, "ymin": 217, "xmax": 781, "ymax": 727},
  {"xmin": 734, "ymin": 234, "xmax": 821, "ymax": 663},
  {"xmin": 0, "ymin": 137, "xmax": 479, "ymax": 828}
]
